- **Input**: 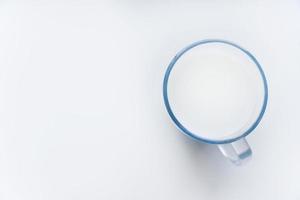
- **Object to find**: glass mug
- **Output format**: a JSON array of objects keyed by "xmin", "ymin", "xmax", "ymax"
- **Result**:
[{"xmin": 163, "ymin": 39, "xmax": 268, "ymax": 165}]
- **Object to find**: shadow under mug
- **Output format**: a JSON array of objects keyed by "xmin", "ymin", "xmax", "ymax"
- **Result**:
[{"xmin": 163, "ymin": 39, "xmax": 268, "ymax": 165}]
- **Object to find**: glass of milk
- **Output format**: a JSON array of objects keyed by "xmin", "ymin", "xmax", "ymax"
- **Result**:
[{"xmin": 163, "ymin": 39, "xmax": 268, "ymax": 165}]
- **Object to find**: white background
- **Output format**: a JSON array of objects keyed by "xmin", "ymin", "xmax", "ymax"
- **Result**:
[{"xmin": 0, "ymin": 1, "xmax": 300, "ymax": 199}]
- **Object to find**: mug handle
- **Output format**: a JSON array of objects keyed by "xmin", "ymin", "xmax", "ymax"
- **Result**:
[{"xmin": 218, "ymin": 138, "xmax": 252, "ymax": 165}]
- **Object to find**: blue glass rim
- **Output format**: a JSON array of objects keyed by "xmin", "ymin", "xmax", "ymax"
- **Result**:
[{"xmin": 163, "ymin": 39, "xmax": 268, "ymax": 144}]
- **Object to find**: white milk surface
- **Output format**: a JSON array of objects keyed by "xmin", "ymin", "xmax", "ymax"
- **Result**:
[{"xmin": 167, "ymin": 43, "xmax": 265, "ymax": 141}]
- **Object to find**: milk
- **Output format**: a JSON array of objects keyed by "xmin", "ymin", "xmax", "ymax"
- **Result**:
[{"xmin": 167, "ymin": 43, "xmax": 265, "ymax": 141}]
